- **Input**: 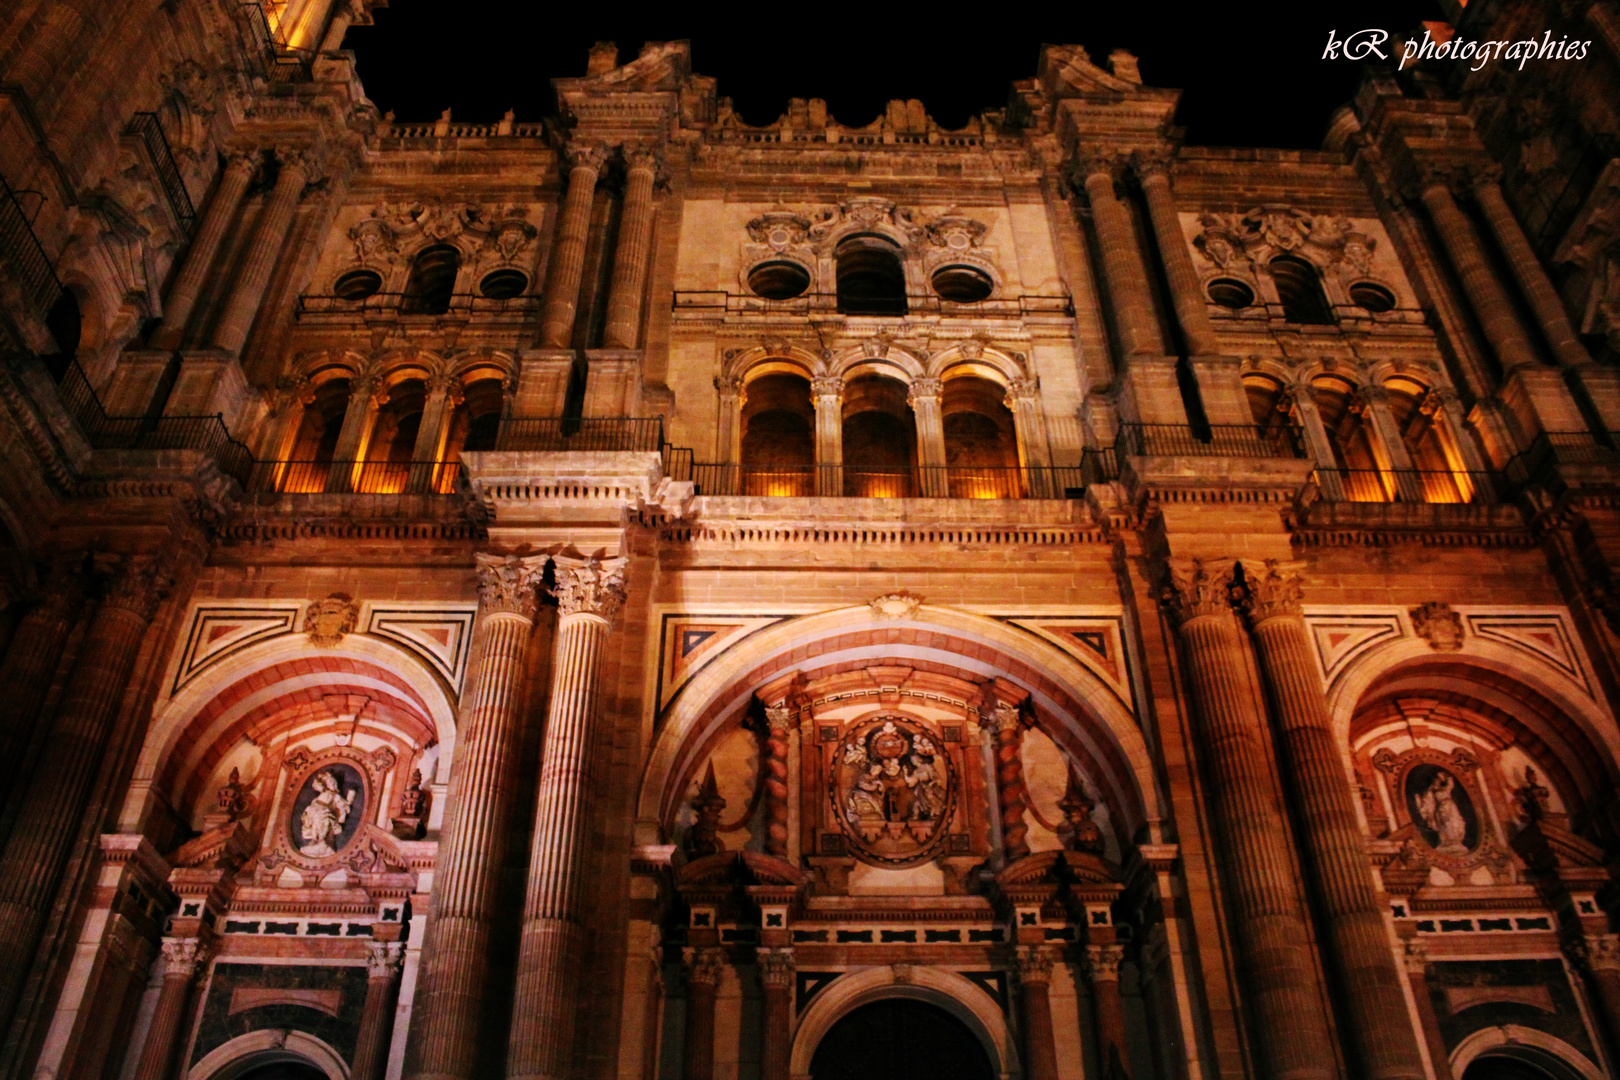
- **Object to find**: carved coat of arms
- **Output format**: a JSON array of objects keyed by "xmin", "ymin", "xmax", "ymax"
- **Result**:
[{"xmin": 830, "ymin": 715, "xmax": 956, "ymax": 867}]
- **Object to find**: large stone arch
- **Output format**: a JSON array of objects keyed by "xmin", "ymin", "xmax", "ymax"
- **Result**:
[
  {"xmin": 788, "ymin": 965, "xmax": 1017, "ymax": 1080},
  {"xmin": 187, "ymin": 1029, "xmax": 349, "ymax": 1080},
  {"xmin": 1450, "ymin": 1024, "xmax": 1603, "ymax": 1080},
  {"xmin": 636, "ymin": 603, "xmax": 1158, "ymax": 847}
]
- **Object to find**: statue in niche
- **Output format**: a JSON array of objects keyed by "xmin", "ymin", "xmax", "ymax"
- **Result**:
[
  {"xmin": 293, "ymin": 766, "xmax": 363, "ymax": 859},
  {"xmin": 1514, "ymin": 766, "xmax": 1552, "ymax": 823},
  {"xmin": 684, "ymin": 762, "xmax": 727, "ymax": 858},
  {"xmin": 216, "ymin": 768, "xmax": 247, "ymax": 822},
  {"xmin": 1057, "ymin": 771, "xmax": 1105, "ymax": 855},
  {"xmin": 1405, "ymin": 764, "xmax": 1477, "ymax": 857}
]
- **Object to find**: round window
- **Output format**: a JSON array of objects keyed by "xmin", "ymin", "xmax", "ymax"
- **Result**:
[
  {"xmin": 1207, "ymin": 278, "xmax": 1255, "ymax": 309},
  {"xmin": 748, "ymin": 260, "xmax": 811, "ymax": 300},
  {"xmin": 334, "ymin": 269, "xmax": 383, "ymax": 301},
  {"xmin": 479, "ymin": 269, "xmax": 529, "ymax": 299},
  {"xmin": 1349, "ymin": 282, "xmax": 1396, "ymax": 313},
  {"xmin": 931, "ymin": 264, "xmax": 994, "ymax": 303}
]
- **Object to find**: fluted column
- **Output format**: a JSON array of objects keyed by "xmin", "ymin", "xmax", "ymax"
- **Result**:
[
  {"xmin": 1419, "ymin": 175, "xmax": 1539, "ymax": 374},
  {"xmin": 1286, "ymin": 390, "xmax": 1347, "ymax": 501},
  {"xmin": 0, "ymin": 557, "xmax": 85, "ymax": 815},
  {"xmin": 211, "ymin": 149, "xmax": 315, "ymax": 354},
  {"xmin": 811, "ymin": 376, "xmax": 843, "ymax": 497},
  {"xmin": 908, "ymin": 377, "xmax": 948, "ymax": 496},
  {"xmin": 131, "ymin": 937, "xmax": 211, "ymax": 1080},
  {"xmin": 714, "ymin": 376, "xmax": 745, "ymax": 467},
  {"xmin": 0, "ymin": 554, "xmax": 171, "ymax": 1032},
  {"xmin": 408, "ymin": 373, "xmax": 461, "ymax": 492},
  {"xmin": 1161, "ymin": 558, "xmax": 1335, "ymax": 1080},
  {"xmin": 1016, "ymin": 946, "xmax": 1060, "ymax": 1080},
  {"xmin": 508, "ymin": 556, "xmax": 628, "ymax": 1080},
  {"xmin": 761, "ymin": 706, "xmax": 793, "ymax": 859},
  {"xmin": 682, "ymin": 947, "xmax": 725, "ymax": 1080},
  {"xmin": 1402, "ymin": 942, "xmax": 1452, "ymax": 1080},
  {"xmin": 404, "ymin": 554, "xmax": 546, "ymax": 1080},
  {"xmin": 1473, "ymin": 175, "xmax": 1591, "ymax": 371},
  {"xmin": 1005, "ymin": 377, "xmax": 1052, "ymax": 495},
  {"xmin": 353, "ymin": 941, "xmax": 406, "ymax": 1080},
  {"xmin": 148, "ymin": 152, "xmax": 257, "ymax": 352},
  {"xmin": 757, "ymin": 948, "xmax": 794, "ymax": 1080},
  {"xmin": 539, "ymin": 146, "xmax": 607, "ymax": 349},
  {"xmin": 1352, "ymin": 385, "xmax": 1425, "ymax": 502},
  {"xmin": 1077, "ymin": 154, "xmax": 1160, "ymax": 360},
  {"xmin": 1085, "ymin": 944, "xmax": 1129, "ymax": 1079},
  {"xmin": 603, "ymin": 149, "xmax": 661, "ymax": 349},
  {"xmin": 326, "ymin": 373, "xmax": 384, "ymax": 493},
  {"xmin": 1134, "ymin": 151, "xmax": 1218, "ymax": 358},
  {"xmin": 1241, "ymin": 560, "xmax": 1426, "ymax": 1080},
  {"xmin": 1571, "ymin": 935, "xmax": 1620, "ymax": 1063}
]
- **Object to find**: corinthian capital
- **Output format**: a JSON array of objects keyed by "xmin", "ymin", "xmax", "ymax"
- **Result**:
[
  {"xmin": 906, "ymin": 377, "xmax": 943, "ymax": 404},
  {"xmin": 99, "ymin": 554, "xmax": 173, "ymax": 621},
  {"xmin": 684, "ymin": 946, "xmax": 727, "ymax": 987},
  {"xmin": 756, "ymin": 947, "xmax": 795, "ymax": 989},
  {"xmin": 1130, "ymin": 146, "xmax": 1176, "ymax": 180},
  {"xmin": 551, "ymin": 554, "xmax": 628, "ymax": 621},
  {"xmin": 366, "ymin": 940, "xmax": 406, "ymax": 978},
  {"xmin": 1159, "ymin": 558, "xmax": 1238, "ymax": 626},
  {"xmin": 161, "ymin": 936, "xmax": 211, "ymax": 978},
  {"xmin": 1003, "ymin": 376, "xmax": 1039, "ymax": 407},
  {"xmin": 1015, "ymin": 945, "xmax": 1056, "ymax": 985},
  {"xmin": 565, "ymin": 144, "xmax": 609, "ymax": 173},
  {"xmin": 810, "ymin": 375, "xmax": 844, "ymax": 402},
  {"xmin": 1083, "ymin": 943, "xmax": 1126, "ymax": 984},
  {"xmin": 1238, "ymin": 559, "xmax": 1306, "ymax": 626},
  {"xmin": 474, "ymin": 553, "xmax": 548, "ymax": 619},
  {"xmin": 275, "ymin": 145, "xmax": 325, "ymax": 184},
  {"xmin": 624, "ymin": 146, "xmax": 664, "ymax": 176}
]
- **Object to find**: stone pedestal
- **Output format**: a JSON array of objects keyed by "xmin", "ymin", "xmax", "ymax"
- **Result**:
[{"xmin": 582, "ymin": 348, "xmax": 643, "ymax": 418}]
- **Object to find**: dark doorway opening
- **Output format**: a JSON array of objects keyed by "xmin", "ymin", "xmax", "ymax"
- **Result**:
[{"xmin": 809, "ymin": 998, "xmax": 994, "ymax": 1080}]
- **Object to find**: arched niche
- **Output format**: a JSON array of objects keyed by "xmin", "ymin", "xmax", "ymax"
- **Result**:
[
  {"xmin": 740, "ymin": 371, "xmax": 815, "ymax": 496},
  {"xmin": 841, "ymin": 373, "xmax": 916, "ymax": 496}
]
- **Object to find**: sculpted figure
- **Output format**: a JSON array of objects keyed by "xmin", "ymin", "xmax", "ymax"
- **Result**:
[
  {"xmin": 1415, "ymin": 770, "xmax": 1468, "ymax": 855},
  {"xmin": 300, "ymin": 770, "xmax": 356, "ymax": 857}
]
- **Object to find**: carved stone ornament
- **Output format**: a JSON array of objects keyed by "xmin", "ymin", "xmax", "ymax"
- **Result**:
[
  {"xmin": 1372, "ymin": 744, "xmax": 1509, "ymax": 880},
  {"xmin": 925, "ymin": 212, "xmax": 988, "ymax": 252},
  {"xmin": 348, "ymin": 212, "xmax": 398, "ymax": 265},
  {"xmin": 551, "ymin": 555, "xmax": 629, "ymax": 621},
  {"xmin": 1016, "ymin": 946, "xmax": 1056, "ymax": 984},
  {"xmin": 272, "ymin": 745, "xmax": 395, "ymax": 873},
  {"xmin": 1410, "ymin": 602, "xmax": 1465, "ymax": 651},
  {"xmin": 99, "ymin": 554, "xmax": 174, "ymax": 621},
  {"xmin": 746, "ymin": 211, "xmax": 814, "ymax": 251},
  {"xmin": 830, "ymin": 714, "xmax": 957, "ymax": 868},
  {"xmin": 304, "ymin": 593, "xmax": 359, "ymax": 647},
  {"xmin": 161, "ymin": 937, "xmax": 206, "ymax": 978},
  {"xmin": 1057, "ymin": 770, "xmax": 1105, "ymax": 855},
  {"xmin": 757, "ymin": 948, "xmax": 795, "ymax": 989},
  {"xmin": 869, "ymin": 591, "xmax": 923, "ymax": 619},
  {"xmin": 684, "ymin": 761, "xmax": 727, "ymax": 858},
  {"xmin": 1083, "ymin": 944, "xmax": 1125, "ymax": 984},
  {"xmin": 1193, "ymin": 206, "xmax": 1369, "ymax": 272},
  {"xmin": 483, "ymin": 212, "xmax": 537, "ymax": 264},
  {"xmin": 1160, "ymin": 559, "xmax": 1238, "ymax": 625},
  {"xmin": 216, "ymin": 768, "xmax": 248, "ymax": 821},
  {"xmin": 366, "ymin": 940, "xmax": 406, "ymax": 978},
  {"xmin": 684, "ymin": 946, "xmax": 727, "ymax": 986},
  {"xmin": 1240, "ymin": 559, "xmax": 1306, "ymax": 625},
  {"xmin": 475, "ymin": 553, "xmax": 547, "ymax": 619}
]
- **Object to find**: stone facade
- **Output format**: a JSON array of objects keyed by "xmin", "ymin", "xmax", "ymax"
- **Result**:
[{"xmin": 0, "ymin": 4, "xmax": 1619, "ymax": 1080}]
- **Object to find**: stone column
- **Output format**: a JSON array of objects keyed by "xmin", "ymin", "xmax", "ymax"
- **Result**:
[
  {"xmin": 149, "ymin": 152, "xmax": 257, "ymax": 351},
  {"xmin": 326, "ymin": 373, "xmax": 384, "ymax": 493},
  {"xmin": 1352, "ymin": 385, "xmax": 1425, "ymax": 502},
  {"xmin": 603, "ymin": 149, "xmax": 660, "ymax": 349},
  {"xmin": 1005, "ymin": 376, "xmax": 1052, "ymax": 495},
  {"xmin": 1419, "ymin": 174, "xmax": 1540, "ymax": 375},
  {"xmin": 1133, "ymin": 150, "xmax": 1218, "ymax": 358},
  {"xmin": 682, "ymin": 947, "xmax": 726, "ymax": 1080},
  {"xmin": 757, "ymin": 947, "xmax": 794, "ymax": 1080},
  {"xmin": 353, "ymin": 941, "xmax": 406, "ymax": 1080},
  {"xmin": 408, "ymin": 373, "xmax": 462, "ymax": 493},
  {"xmin": 1286, "ymin": 390, "xmax": 1347, "ymax": 501},
  {"xmin": 811, "ymin": 376, "xmax": 843, "ymax": 497},
  {"xmin": 1572, "ymin": 935, "xmax": 1620, "ymax": 1064},
  {"xmin": 508, "ymin": 556, "xmax": 628, "ymax": 1080},
  {"xmin": 211, "ymin": 148, "xmax": 316, "ymax": 354},
  {"xmin": 1017, "ymin": 946, "xmax": 1061, "ymax": 1080},
  {"xmin": 1472, "ymin": 175, "xmax": 1591, "ymax": 371},
  {"xmin": 762, "ymin": 706, "xmax": 793, "ymax": 859},
  {"xmin": 0, "ymin": 554, "xmax": 170, "ymax": 1032},
  {"xmin": 985, "ymin": 702, "xmax": 1029, "ymax": 861},
  {"xmin": 908, "ymin": 377, "xmax": 948, "ymax": 496},
  {"xmin": 1241, "ymin": 560, "xmax": 1427, "ymax": 1080},
  {"xmin": 1160, "ymin": 558, "xmax": 1336, "ymax": 1080},
  {"xmin": 131, "ymin": 937, "xmax": 211, "ymax": 1080},
  {"xmin": 539, "ymin": 146, "xmax": 607, "ymax": 349},
  {"xmin": 1402, "ymin": 941, "xmax": 1452, "ymax": 1080},
  {"xmin": 404, "ymin": 554, "xmax": 546, "ymax": 1080},
  {"xmin": 0, "ymin": 557, "xmax": 85, "ymax": 809},
  {"xmin": 1077, "ymin": 154, "xmax": 1159, "ymax": 360},
  {"xmin": 713, "ymin": 375, "xmax": 745, "ymax": 472},
  {"xmin": 1085, "ymin": 944, "xmax": 1129, "ymax": 1079}
]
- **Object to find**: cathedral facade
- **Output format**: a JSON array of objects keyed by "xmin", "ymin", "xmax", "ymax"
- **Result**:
[{"xmin": 1, "ymin": 3, "xmax": 1620, "ymax": 1080}]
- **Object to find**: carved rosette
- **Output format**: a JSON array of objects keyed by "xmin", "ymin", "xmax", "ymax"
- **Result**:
[
  {"xmin": 1083, "ymin": 943, "xmax": 1126, "ymax": 985},
  {"xmin": 1015, "ymin": 945, "xmax": 1057, "ymax": 985},
  {"xmin": 1239, "ymin": 559, "xmax": 1306, "ymax": 626},
  {"xmin": 684, "ymin": 946, "xmax": 727, "ymax": 987},
  {"xmin": 756, "ymin": 947, "xmax": 795, "ymax": 990},
  {"xmin": 551, "ymin": 555, "xmax": 628, "ymax": 623},
  {"xmin": 1160, "ymin": 559, "xmax": 1238, "ymax": 626},
  {"xmin": 366, "ymin": 940, "xmax": 406, "ymax": 979},
  {"xmin": 475, "ymin": 553, "xmax": 548, "ymax": 620},
  {"xmin": 99, "ymin": 554, "xmax": 173, "ymax": 621}
]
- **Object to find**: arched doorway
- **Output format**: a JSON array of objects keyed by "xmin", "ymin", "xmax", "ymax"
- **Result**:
[
  {"xmin": 1461, "ymin": 1048, "xmax": 1589, "ymax": 1080},
  {"xmin": 809, "ymin": 998, "xmax": 994, "ymax": 1080},
  {"xmin": 233, "ymin": 1061, "xmax": 330, "ymax": 1080}
]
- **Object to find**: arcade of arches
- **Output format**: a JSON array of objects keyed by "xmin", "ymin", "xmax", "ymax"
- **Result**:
[{"xmin": 3, "ymin": 13, "xmax": 1620, "ymax": 1080}]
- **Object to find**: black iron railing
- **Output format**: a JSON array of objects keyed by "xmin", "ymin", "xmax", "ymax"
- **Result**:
[
  {"xmin": 1309, "ymin": 468, "xmax": 1510, "ymax": 505},
  {"xmin": 239, "ymin": 2, "xmax": 310, "ymax": 78},
  {"xmin": 245, "ymin": 459, "xmax": 464, "ymax": 495},
  {"xmin": 682, "ymin": 463, "xmax": 1087, "ymax": 499},
  {"xmin": 495, "ymin": 417, "xmax": 666, "ymax": 453},
  {"xmin": 671, "ymin": 291, "xmax": 1075, "ymax": 317},
  {"xmin": 127, "ymin": 113, "xmax": 195, "ymax": 236},
  {"xmin": 1115, "ymin": 423, "xmax": 1305, "ymax": 459},
  {"xmin": 296, "ymin": 293, "xmax": 541, "ymax": 317},
  {"xmin": 0, "ymin": 173, "xmax": 63, "ymax": 317}
]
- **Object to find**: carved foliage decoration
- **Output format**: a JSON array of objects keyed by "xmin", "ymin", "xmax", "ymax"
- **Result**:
[
  {"xmin": 829, "ymin": 714, "xmax": 958, "ymax": 868},
  {"xmin": 1193, "ymin": 205, "xmax": 1375, "ymax": 275}
]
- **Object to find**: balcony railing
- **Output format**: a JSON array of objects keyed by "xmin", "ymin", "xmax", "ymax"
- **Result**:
[
  {"xmin": 671, "ymin": 291, "xmax": 1075, "ymax": 318},
  {"xmin": 1503, "ymin": 430, "xmax": 1620, "ymax": 485},
  {"xmin": 239, "ymin": 2, "xmax": 311, "ymax": 78},
  {"xmin": 245, "ymin": 459, "xmax": 464, "ymax": 495},
  {"xmin": 680, "ymin": 463, "xmax": 1088, "ymax": 499},
  {"xmin": 495, "ymin": 417, "xmax": 666, "ymax": 453},
  {"xmin": 127, "ymin": 113, "xmax": 195, "ymax": 237},
  {"xmin": 295, "ymin": 293, "xmax": 541, "ymax": 318},
  {"xmin": 57, "ymin": 361, "xmax": 254, "ymax": 484},
  {"xmin": 0, "ymin": 172, "xmax": 63, "ymax": 317},
  {"xmin": 1309, "ymin": 468, "xmax": 1511, "ymax": 505},
  {"xmin": 1115, "ymin": 423, "xmax": 1305, "ymax": 459}
]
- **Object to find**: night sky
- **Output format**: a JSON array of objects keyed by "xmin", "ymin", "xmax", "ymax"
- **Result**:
[{"xmin": 346, "ymin": 2, "xmax": 1444, "ymax": 150}]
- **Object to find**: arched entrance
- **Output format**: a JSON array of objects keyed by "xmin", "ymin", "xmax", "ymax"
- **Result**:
[
  {"xmin": 235, "ymin": 1062, "xmax": 330, "ymax": 1080},
  {"xmin": 810, "ymin": 998, "xmax": 994, "ymax": 1080},
  {"xmin": 1461, "ymin": 1048, "xmax": 1589, "ymax": 1080}
]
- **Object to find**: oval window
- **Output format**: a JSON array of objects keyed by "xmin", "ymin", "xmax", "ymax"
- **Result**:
[
  {"xmin": 748, "ymin": 260, "xmax": 811, "ymax": 300},
  {"xmin": 334, "ymin": 269, "xmax": 383, "ymax": 301},
  {"xmin": 931, "ymin": 265, "xmax": 994, "ymax": 303},
  {"xmin": 480, "ymin": 269, "xmax": 529, "ymax": 299},
  {"xmin": 1349, "ymin": 282, "xmax": 1396, "ymax": 313},
  {"xmin": 1207, "ymin": 278, "xmax": 1255, "ymax": 309}
]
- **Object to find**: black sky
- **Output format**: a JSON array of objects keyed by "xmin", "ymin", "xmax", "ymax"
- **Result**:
[{"xmin": 346, "ymin": 2, "xmax": 1445, "ymax": 150}]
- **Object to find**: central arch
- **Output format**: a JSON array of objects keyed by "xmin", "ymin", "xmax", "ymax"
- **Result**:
[{"xmin": 811, "ymin": 999, "xmax": 993, "ymax": 1080}]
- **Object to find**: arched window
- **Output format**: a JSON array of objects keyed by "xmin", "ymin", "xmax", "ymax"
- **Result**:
[
  {"xmin": 1385, "ymin": 379, "xmax": 1473, "ymax": 502},
  {"xmin": 842, "ymin": 374, "xmax": 916, "ymax": 496},
  {"xmin": 835, "ymin": 236, "xmax": 907, "ymax": 316},
  {"xmin": 1269, "ymin": 255, "xmax": 1333, "ymax": 325},
  {"xmin": 361, "ymin": 378, "xmax": 425, "ymax": 492},
  {"xmin": 402, "ymin": 245, "xmax": 460, "ymax": 315},
  {"xmin": 739, "ymin": 373, "xmax": 814, "ymax": 496},
  {"xmin": 1310, "ymin": 377, "xmax": 1384, "ymax": 500},
  {"xmin": 942, "ymin": 376, "xmax": 1020, "ymax": 498},
  {"xmin": 284, "ymin": 378, "xmax": 352, "ymax": 491}
]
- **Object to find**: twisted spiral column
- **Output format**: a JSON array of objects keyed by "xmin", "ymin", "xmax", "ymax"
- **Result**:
[
  {"xmin": 762, "ymin": 706, "xmax": 793, "ymax": 859},
  {"xmin": 508, "ymin": 556, "xmax": 628, "ymax": 1080},
  {"xmin": 986, "ymin": 703, "xmax": 1030, "ymax": 860},
  {"xmin": 404, "ymin": 553, "xmax": 546, "ymax": 1080},
  {"xmin": 1161, "ymin": 558, "xmax": 1334, "ymax": 1080},
  {"xmin": 131, "ymin": 937, "xmax": 212, "ymax": 1080},
  {"xmin": 539, "ymin": 146, "xmax": 607, "ymax": 348},
  {"xmin": 0, "ymin": 554, "xmax": 170, "ymax": 1033},
  {"xmin": 1242, "ymin": 559, "xmax": 1425, "ymax": 1080}
]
